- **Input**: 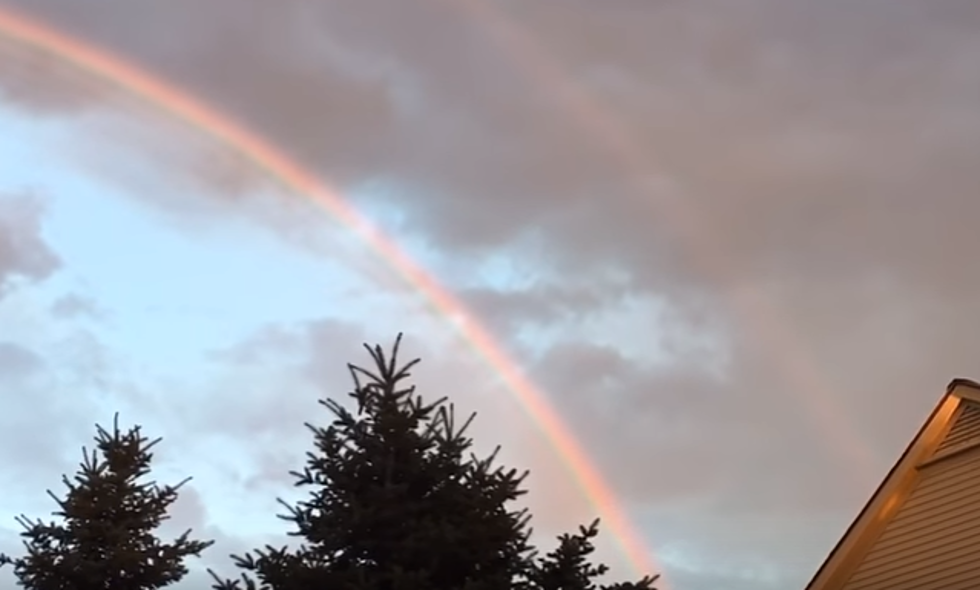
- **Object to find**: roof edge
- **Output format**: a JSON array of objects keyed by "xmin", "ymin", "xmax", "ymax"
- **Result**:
[
  {"xmin": 804, "ymin": 380, "xmax": 973, "ymax": 589},
  {"xmin": 948, "ymin": 377, "xmax": 980, "ymax": 392}
]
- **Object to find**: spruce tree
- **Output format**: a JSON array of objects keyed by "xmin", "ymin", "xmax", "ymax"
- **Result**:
[
  {"xmin": 529, "ymin": 520, "xmax": 658, "ymax": 590},
  {"xmin": 209, "ymin": 334, "xmax": 659, "ymax": 590},
  {"xmin": 0, "ymin": 414, "xmax": 213, "ymax": 589}
]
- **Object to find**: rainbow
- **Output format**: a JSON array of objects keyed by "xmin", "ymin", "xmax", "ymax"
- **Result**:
[
  {"xmin": 447, "ymin": 0, "xmax": 877, "ymax": 483},
  {"xmin": 0, "ymin": 5, "xmax": 665, "ymax": 586}
]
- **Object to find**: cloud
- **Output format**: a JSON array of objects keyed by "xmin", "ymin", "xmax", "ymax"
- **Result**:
[
  {"xmin": 457, "ymin": 276, "xmax": 634, "ymax": 338},
  {"xmin": 6, "ymin": 1, "xmax": 980, "ymax": 587},
  {"xmin": 10, "ymin": 0, "xmax": 980, "ymax": 309},
  {"xmin": 0, "ymin": 338, "xmax": 108, "ymax": 494},
  {"xmin": 0, "ymin": 192, "xmax": 60, "ymax": 297},
  {"xmin": 0, "ymin": 32, "xmax": 113, "ymax": 116},
  {"xmin": 49, "ymin": 292, "xmax": 104, "ymax": 320},
  {"xmin": 203, "ymin": 318, "xmax": 611, "ymax": 524},
  {"xmin": 4, "ymin": 0, "xmax": 980, "ymax": 287},
  {"xmin": 0, "ymin": 341, "xmax": 43, "ymax": 379}
]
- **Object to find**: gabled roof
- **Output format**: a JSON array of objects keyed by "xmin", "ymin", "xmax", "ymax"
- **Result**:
[{"xmin": 805, "ymin": 378, "xmax": 980, "ymax": 590}]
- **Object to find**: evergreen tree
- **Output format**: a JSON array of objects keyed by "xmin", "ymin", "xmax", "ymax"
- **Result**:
[
  {"xmin": 0, "ymin": 414, "xmax": 214, "ymax": 589},
  {"xmin": 529, "ymin": 520, "xmax": 658, "ymax": 590},
  {"xmin": 209, "ymin": 334, "xmax": 658, "ymax": 590}
]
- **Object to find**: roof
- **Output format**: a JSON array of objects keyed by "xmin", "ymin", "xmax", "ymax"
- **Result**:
[{"xmin": 804, "ymin": 378, "xmax": 980, "ymax": 590}]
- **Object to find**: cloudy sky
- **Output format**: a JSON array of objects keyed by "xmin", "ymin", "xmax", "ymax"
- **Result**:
[{"xmin": 2, "ymin": 1, "xmax": 980, "ymax": 588}]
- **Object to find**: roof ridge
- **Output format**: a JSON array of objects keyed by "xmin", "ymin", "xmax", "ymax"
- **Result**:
[{"xmin": 948, "ymin": 377, "xmax": 980, "ymax": 392}]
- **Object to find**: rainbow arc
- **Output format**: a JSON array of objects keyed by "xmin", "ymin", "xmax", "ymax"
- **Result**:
[{"xmin": 0, "ymin": 6, "xmax": 664, "ymax": 585}]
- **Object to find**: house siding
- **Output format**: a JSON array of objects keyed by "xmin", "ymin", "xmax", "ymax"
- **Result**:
[
  {"xmin": 840, "ymin": 401, "xmax": 980, "ymax": 590},
  {"xmin": 935, "ymin": 402, "xmax": 980, "ymax": 454}
]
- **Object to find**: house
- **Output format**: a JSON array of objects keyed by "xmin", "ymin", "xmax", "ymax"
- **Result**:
[{"xmin": 806, "ymin": 378, "xmax": 980, "ymax": 590}]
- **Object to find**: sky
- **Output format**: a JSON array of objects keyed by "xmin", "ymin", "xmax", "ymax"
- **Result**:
[{"xmin": 1, "ymin": 1, "xmax": 980, "ymax": 589}]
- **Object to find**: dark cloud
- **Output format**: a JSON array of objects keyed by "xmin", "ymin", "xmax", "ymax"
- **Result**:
[
  {"xmin": 4, "ymin": 0, "xmax": 980, "ymax": 284},
  {"xmin": 0, "ymin": 32, "xmax": 114, "ymax": 115},
  {"xmin": 458, "ymin": 277, "xmax": 633, "ymax": 336},
  {"xmin": 4, "ymin": 0, "xmax": 980, "ymax": 587},
  {"xmin": 0, "ymin": 0, "xmax": 397, "ymax": 188}
]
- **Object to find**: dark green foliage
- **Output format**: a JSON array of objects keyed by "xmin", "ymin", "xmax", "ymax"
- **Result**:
[
  {"xmin": 0, "ymin": 415, "xmax": 213, "ymax": 589},
  {"xmin": 530, "ymin": 520, "xmax": 659, "ymax": 590},
  {"xmin": 210, "ymin": 334, "xmax": 659, "ymax": 590},
  {"xmin": 209, "ymin": 334, "xmax": 535, "ymax": 590}
]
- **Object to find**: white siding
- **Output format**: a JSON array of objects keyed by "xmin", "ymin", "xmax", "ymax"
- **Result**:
[
  {"xmin": 840, "ymin": 402, "xmax": 980, "ymax": 590},
  {"xmin": 935, "ymin": 402, "xmax": 980, "ymax": 454}
]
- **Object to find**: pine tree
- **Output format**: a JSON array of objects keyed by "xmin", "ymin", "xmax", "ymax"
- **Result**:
[
  {"xmin": 0, "ymin": 414, "xmax": 214, "ymax": 590},
  {"xmin": 529, "ymin": 520, "xmax": 658, "ymax": 590},
  {"xmin": 209, "ymin": 334, "xmax": 659, "ymax": 590}
]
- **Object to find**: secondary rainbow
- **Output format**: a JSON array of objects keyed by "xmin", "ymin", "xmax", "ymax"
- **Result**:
[
  {"xmin": 448, "ymin": 0, "xmax": 876, "ymax": 485},
  {"xmin": 0, "ymin": 6, "xmax": 664, "ymax": 584}
]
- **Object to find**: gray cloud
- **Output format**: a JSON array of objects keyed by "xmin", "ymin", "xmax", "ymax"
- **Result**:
[
  {"xmin": 0, "ymin": 32, "xmax": 112, "ymax": 115},
  {"xmin": 4, "ymin": 1, "xmax": 980, "ymax": 587},
  {"xmin": 0, "ymin": 193, "xmax": 60, "ymax": 296},
  {"xmin": 0, "ymin": 341, "xmax": 43, "ymax": 379},
  {"xmin": 49, "ymin": 292, "xmax": 105, "ymax": 320},
  {"xmin": 0, "ymin": 340, "xmax": 106, "ymax": 497}
]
